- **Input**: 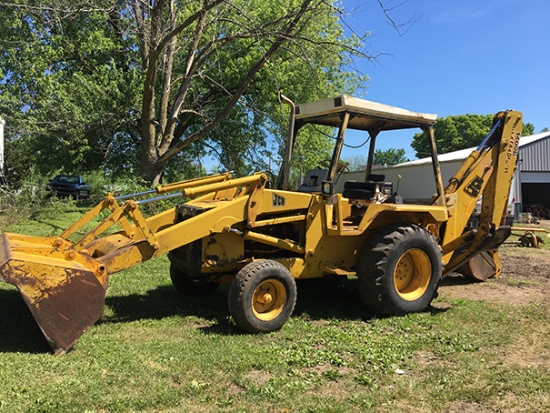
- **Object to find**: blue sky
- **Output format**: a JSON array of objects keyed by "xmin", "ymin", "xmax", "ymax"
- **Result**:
[{"xmin": 340, "ymin": 0, "xmax": 550, "ymax": 160}]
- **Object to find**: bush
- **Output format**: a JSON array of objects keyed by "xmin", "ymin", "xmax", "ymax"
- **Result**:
[
  {"xmin": 0, "ymin": 169, "xmax": 82, "ymax": 227},
  {"xmin": 0, "ymin": 170, "xmax": 193, "ymax": 228}
]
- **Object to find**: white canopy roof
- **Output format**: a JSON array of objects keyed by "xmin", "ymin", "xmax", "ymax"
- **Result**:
[{"xmin": 295, "ymin": 96, "xmax": 437, "ymax": 132}]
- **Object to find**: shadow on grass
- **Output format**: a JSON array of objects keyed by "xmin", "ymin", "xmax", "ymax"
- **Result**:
[
  {"xmin": 101, "ymin": 278, "xmax": 376, "ymax": 330},
  {"xmin": 0, "ymin": 276, "xmax": 451, "ymax": 354},
  {"xmin": 102, "ymin": 285, "xmax": 231, "ymax": 328},
  {"xmin": 296, "ymin": 277, "xmax": 451, "ymax": 319},
  {"xmin": 0, "ymin": 289, "xmax": 53, "ymax": 354},
  {"xmin": 30, "ymin": 219, "xmax": 67, "ymax": 234},
  {"xmin": 294, "ymin": 277, "xmax": 373, "ymax": 321}
]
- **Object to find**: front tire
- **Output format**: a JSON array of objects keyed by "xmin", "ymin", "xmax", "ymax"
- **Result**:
[
  {"xmin": 228, "ymin": 260, "xmax": 297, "ymax": 333},
  {"xmin": 169, "ymin": 263, "xmax": 219, "ymax": 295},
  {"xmin": 357, "ymin": 224, "xmax": 442, "ymax": 315},
  {"xmin": 168, "ymin": 242, "xmax": 219, "ymax": 295}
]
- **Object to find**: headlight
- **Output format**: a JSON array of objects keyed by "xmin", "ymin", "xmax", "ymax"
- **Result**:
[{"xmin": 321, "ymin": 180, "xmax": 334, "ymax": 196}]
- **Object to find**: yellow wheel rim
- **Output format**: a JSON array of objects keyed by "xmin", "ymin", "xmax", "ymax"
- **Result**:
[
  {"xmin": 251, "ymin": 279, "xmax": 287, "ymax": 321},
  {"xmin": 393, "ymin": 248, "xmax": 432, "ymax": 301}
]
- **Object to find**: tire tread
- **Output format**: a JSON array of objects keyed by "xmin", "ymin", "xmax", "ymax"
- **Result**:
[{"xmin": 357, "ymin": 223, "xmax": 442, "ymax": 315}]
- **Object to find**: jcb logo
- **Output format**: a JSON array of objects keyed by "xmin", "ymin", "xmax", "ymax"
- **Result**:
[{"xmin": 272, "ymin": 193, "xmax": 286, "ymax": 207}]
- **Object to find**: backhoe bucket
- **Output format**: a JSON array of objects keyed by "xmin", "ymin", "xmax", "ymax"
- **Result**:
[
  {"xmin": 0, "ymin": 233, "xmax": 107, "ymax": 354},
  {"xmin": 447, "ymin": 227, "xmax": 511, "ymax": 281},
  {"xmin": 455, "ymin": 250, "xmax": 500, "ymax": 281}
]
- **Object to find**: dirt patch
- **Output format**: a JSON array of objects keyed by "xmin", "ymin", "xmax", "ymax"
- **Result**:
[
  {"xmin": 243, "ymin": 368, "xmax": 272, "ymax": 386},
  {"xmin": 438, "ymin": 245, "xmax": 550, "ymax": 307},
  {"xmin": 435, "ymin": 236, "xmax": 550, "ymax": 370},
  {"xmin": 446, "ymin": 401, "xmax": 492, "ymax": 413},
  {"xmin": 499, "ymin": 324, "xmax": 549, "ymax": 368}
]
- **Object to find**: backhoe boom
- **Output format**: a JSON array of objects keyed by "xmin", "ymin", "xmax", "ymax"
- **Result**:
[{"xmin": 440, "ymin": 110, "xmax": 522, "ymax": 277}]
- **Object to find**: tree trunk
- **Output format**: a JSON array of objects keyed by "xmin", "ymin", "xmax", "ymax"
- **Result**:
[
  {"xmin": 137, "ymin": 0, "xmax": 317, "ymax": 185},
  {"xmin": 140, "ymin": 157, "xmax": 164, "ymax": 185}
]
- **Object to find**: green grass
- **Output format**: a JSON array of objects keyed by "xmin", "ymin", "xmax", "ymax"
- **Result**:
[{"xmin": 0, "ymin": 209, "xmax": 548, "ymax": 412}]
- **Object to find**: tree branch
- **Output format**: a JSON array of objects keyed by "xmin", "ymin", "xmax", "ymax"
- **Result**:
[
  {"xmin": 154, "ymin": 0, "xmax": 226, "ymax": 54},
  {"xmin": 161, "ymin": 5, "xmax": 208, "ymax": 150},
  {"xmin": 157, "ymin": 0, "xmax": 315, "ymax": 165},
  {"xmin": 376, "ymin": 0, "xmax": 419, "ymax": 36}
]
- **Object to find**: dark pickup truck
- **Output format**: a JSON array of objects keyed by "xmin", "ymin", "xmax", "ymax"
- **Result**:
[{"xmin": 47, "ymin": 175, "xmax": 91, "ymax": 200}]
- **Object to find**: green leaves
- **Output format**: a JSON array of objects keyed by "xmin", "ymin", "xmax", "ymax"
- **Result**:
[
  {"xmin": 411, "ymin": 114, "xmax": 537, "ymax": 159},
  {"xmin": 411, "ymin": 114, "xmax": 494, "ymax": 158},
  {"xmin": 373, "ymin": 148, "xmax": 407, "ymax": 166},
  {"xmin": 0, "ymin": 2, "xmax": 143, "ymax": 182},
  {"xmin": 1, "ymin": 1, "xmax": 366, "ymax": 186}
]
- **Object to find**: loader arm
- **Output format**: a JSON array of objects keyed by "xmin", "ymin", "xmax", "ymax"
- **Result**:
[
  {"xmin": 438, "ymin": 110, "xmax": 522, "ymax": 277},
  {"xmin": 0, "ymin": 172, "xmax": 269, "ymax": 354}
]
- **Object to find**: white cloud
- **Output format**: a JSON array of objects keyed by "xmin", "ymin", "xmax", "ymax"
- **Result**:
[{"xmin": 432, "ymin": 6, "xmax": 493, "ymax": 22}]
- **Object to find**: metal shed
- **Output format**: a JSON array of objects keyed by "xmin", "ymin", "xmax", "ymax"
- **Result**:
[{"xmin": 337, "ymin": 131, "xmax": 550, "ymax": 216}]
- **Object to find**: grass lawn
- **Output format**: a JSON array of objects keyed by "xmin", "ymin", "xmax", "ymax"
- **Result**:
[{"xmin": 0, "ymin": 208, "xmax": 548, "ymax": 412}]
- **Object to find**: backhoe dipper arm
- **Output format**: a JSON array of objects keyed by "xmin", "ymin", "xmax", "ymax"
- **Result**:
[{"xmin": 439, "ymin": 110, "xmax": 522, "ymax": 274}]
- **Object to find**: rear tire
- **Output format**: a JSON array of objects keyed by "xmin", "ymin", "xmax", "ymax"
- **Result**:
[
  {"xmin": 168, "ymin": 242, "xmax": 219, "ymax": 295},
  {"xmin": 228, "ymin": 260, "xmax": 297, "ymax": 333},
  {"xmin": 356, "ymin": 224, "xmax": 442, "ymax": 315}
]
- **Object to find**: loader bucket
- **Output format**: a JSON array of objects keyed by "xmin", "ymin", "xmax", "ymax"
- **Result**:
[{"xmin": 0, "ymin": 233, "xmax": 107, "ymax": 354}]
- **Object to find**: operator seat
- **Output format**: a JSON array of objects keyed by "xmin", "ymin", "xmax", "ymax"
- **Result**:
[{"xmin": 343, "ymin": 174, "xmax": 386, "ymax": 200}]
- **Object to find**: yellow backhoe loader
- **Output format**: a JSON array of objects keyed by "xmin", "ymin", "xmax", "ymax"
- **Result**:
[{"xmin": 0, "ymin": 96, "xmax": 522, "ymax": 354}]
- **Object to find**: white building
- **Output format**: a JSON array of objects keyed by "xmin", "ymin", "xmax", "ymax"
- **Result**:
[{"xmin": 337, "ymin": 132, "xmax": 550, "ymax": 214}]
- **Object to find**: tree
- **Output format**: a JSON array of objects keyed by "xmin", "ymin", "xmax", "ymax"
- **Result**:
[
  {"xmin": 411, "ymin": 114, "xmax": 493, "ymax": 158},
  {"xmin": 343, "ymin": 154, "xmax": 366, "ymax": 172},
  {"xmin": 373, "ymin": 148, "xmax": 407, "ymax": 165},
  {"xmin": 411, "ymin": 114, "xmax": 537, "ymax": 158},
  {"xmin": 0, "ymin": 1, "xmax": 144, "ymax": 180},
  {"xmin": 0, "ymin": 0, "xmax": 368, "ymax": 185},
  {"xmin": 523, "ymin": 122, "xmax": 535, "ymax": 136}
]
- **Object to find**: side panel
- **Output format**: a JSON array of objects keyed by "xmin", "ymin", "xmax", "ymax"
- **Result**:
[
  {"xmin": 251, "ymin": 189, "xmax": 313, "ymax": 217},
  {"xmin": 201, "ymin": 231, "xmax": 245, "ymax": 273}
]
